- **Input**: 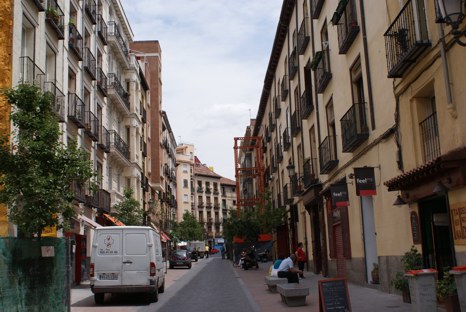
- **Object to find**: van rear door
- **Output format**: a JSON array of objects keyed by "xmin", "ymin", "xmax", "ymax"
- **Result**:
[
  {"xmin": 94, "ymin": 229, "xmax": 123, "ymax": 287},
  {"xmin": 122, "ymin": 229, "xmax": 150, "ymax": 285}
]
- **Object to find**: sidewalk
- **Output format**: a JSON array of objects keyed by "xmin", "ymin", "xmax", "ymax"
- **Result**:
[{"xmin": 233, "ymin": 261, "xmax": 445, "ymax": 312}]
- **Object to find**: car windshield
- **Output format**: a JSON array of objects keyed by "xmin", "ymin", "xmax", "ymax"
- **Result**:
[{"xmin": 174, "ymin": 250, "xmax": 187, "ymax": 257}]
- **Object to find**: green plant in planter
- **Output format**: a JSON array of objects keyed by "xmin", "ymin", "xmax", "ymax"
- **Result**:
[
  {"xmin": 437, "ymin": 269, "xmax": 457, "ymax": 301},
  {"xmin": 391, "ymin": 246, "xmax": 423, "ymax": 292}
]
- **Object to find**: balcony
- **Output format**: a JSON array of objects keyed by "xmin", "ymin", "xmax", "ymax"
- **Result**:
[
  {"xmin": 71, "ymin": 180, "xmax": 86, "ymax": 203},
  {"xmin": 98, "ymin": 126, "xmax": 110, "ymax": 153},
  {"xmin": 98, "ymin": 189, "xmax": 111, "ymax": 213},
  {"xmin": 96, "ymin": 14, "xmax": 108, "ymax": 45},
  {"xmin": 274, "ymin": 96, "xmax": 281, "ymax": 118},
  {"xmin": 332, "ymin": 0, "xmax": 360, "ymax": 54},
  {"xmin": 289, "ymin": 48, "xmax": 298, "ymax": 79},
  {"xmin": 206, "ymin": 202, "xmax": 212, "ymax": 209},
  {"xmin": 265, "ymin": 126, "xmax": 271, "ymax": 143},
  {"xmin": 340, "ymin": 102, "xmax": 369, "ymax": 152},
  {"xmin": 67, "ymin": 93, "xmax": 85, "ymax": 128},
  {"xmin": 142, "ymin": 140, "xmax": 147, "ymax": 157},
  {"xmin": 84, "ymin": 110, "xmax": 99, "ymax": 142},
  {"xmin": 197, "ymin": 186, "xmax": 204, "ymax": 193},
  {"xmin": 68, "ymin": 24, "xmax": 83, "ymax": 61},
  {"xmin": 44, "ymin": 81, "xmax": 65, "ymax": 122},
  {"xmin": 141, "ymin": 107, "xmax": 147, "ymax": 123},
  {"xmin": 205, "ymin": 187, "xmax": 212, "ymax": 194},
  {"xmin": 290, "ymin": 174, "xmax": 303, "ymax": 196},
  {"xmin": 269, "ymin": 112, "xmax": 276, "ymax": 131},
  {"xmin": 419, "ymin": 111, "xmax": 440, "ymax": 162},
  {"xmin": 319, "ymin": 135, "xmax": 339, "ymax": 174},
  {"xmin": 107, "ymin": 21, "xmax": 129, "ymax": 65},
  {"xmin": 312, "ymin": 50, "xmax": 332, "ymax": 93},
  {"xmin": 311, "ymin": 0, "xmax": 325, "ymax": 19},
  {"xmin": 109, "ymin": 130, "xmax": 130, "ymax": 162},
  {"xmin": 84, "ymin": 0, "xmax": 97, "ymax": 24},
  {"xmin": 283, "ymin": 184, "xmax": 293, "ymax": 205},
  {"xmin": 107, "ymin": 73, "xmax": 130, "ymax": 113},
  {"xmin": 96, "ymin": 67, "xmax": 107, "ymax": 96},
  {"xmin": 303, "ymin": 158, "xmax": 319, "ymax": 188},
  {"xmin": 86, "ymin": 190, "xmax": 99, "ymax": 208},
  {"xmin": 271, "ymin": 155, "xmax": 277, "ymax": 173},
  {"xmin": 45, "ymin": 0, "xmax": 65, "ymax": 39},
  {"xmin": 281, "ymin": 75, "xmax": 289, "ymax": 101},
  {"xmin": 214, "ymin": 203, "xmax": 220, "ymax": 210},
  {"xmin": 141, "ymin": 173, "xmax": 148, "ymax": 192},
  {"xmin": 298, "ymin": 18, "xmax": 310, "ymax": 54},
  {"xmin": 198, "ymin": 201, "xmax": 204, "ymax": 209},
  {"xmin": 300, "ymin": 90, "xmax": 313, "ymax": 119},
  {"xmin": 19, "ymin": 56, "xmax": 45, "ymax": 89},
  {"xmin": 291, "ymin": 111, "xmax": 301, "ymax": 137},
  {"xmin": 83, "ymin": 47, "xmax": 96, "ymax": 80},
  {"xmin": 33, "ymin": 0, "xmax": 46, "ymax": 11},
  {"xmin": 283, "ymin": 128, "xmax": 291, "ymax": 151},
  {"xmin": 276, "ymin": 143, "xmax": 283, "ymax": 162},
  {"xmin": 384, "ymin": 0, "xmax": 430, "ymax": 78}
]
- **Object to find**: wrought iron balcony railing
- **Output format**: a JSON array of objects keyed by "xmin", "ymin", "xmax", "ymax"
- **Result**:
[
  {"xmin": 84, "ymin": 110, "xmax": 99, "ymax": 142},
  {"xmin": 96, "ymin": 67, "xmax": 107, "ymax": 96},
  {"xmin": 312, "ymin": 50, "xmax": 332, "ymax": 93},
  {"xmin": 340, "ymin": 102, "xmax": 369, "ymax": 152},
  {"xmin": 84, "ymin": 0, "xmax": 97, "ymax": 24},
  {"xmin": 110, "ymin": 130, "xmax": 130, "ymax": 160},
  {"xmin": 269, "ymin": 112, "xmax": 276, "ymax": 131},
  {"xmin": 46, "ymin": 0, "xmax": 65, "ymax": 39},
  {"xmin": 276, "ymin": 143, "xmax": 283, "ymax": 162},
  {"xmin": 319, "ymin": 135, "xmax": 338, "ymax": 174},
  {"xmin": 67, "ymin": 93, "xmax": 85, "ymax": 128},
  {"xmin": 311, "ymin": 0, "xmax": 325, "ymax": 19},
  {"xmin": 283, "ymin": 184, "xmax": 293, "ymax": 205},
  {"xmin": 274, "ymin": 95, "xmax": 281, "ymax": 118},
  {"xmin": 71, "ymin": 180, "xmax": 86, "ymax": 203},
  {"xmin": 83, "ymin": 47, "xmax": 96, "ymax": 80},
  {"xmin": 283, "ymin": 128, "xmax": 291, "ymax": 151},
  {"xmin": 281, "ymin": 75, "xmax": 289, "ymax": 101},
  {"xmin": 300, "ymin": 90, "xmax": 313, "ymax": 119},
  {"xmin": 332, "ymin": 0, "xmax": 360, "ymax": 54},
  {"xmin": 298, "ymin": 17, "xmax": 310, "ymax": 54},
  {"xmin": 44, "ymin": 81, "xmax": 65, "ymax": 122},
  {"xmin": 108, "ymin": 73, "xmax": 130, "ymax": 111},
  {"xmin": 98, "ymin": 126, "xmax": 110, "ymax": 153},
  {"xmin": 108, "ymin": 21, "xmax": 129, "ymax": 60},
  {"xmin": 68, "ymin": 24, "xmax": 83, "ymax": 60},
  {"xmin": 33, "ymin": 0, "xmax": 46, "ymax": 11},
  {"xmin": 291, "ymin": 111, "xmax": 301, "ymax": 137},
  {"xmin": 419, "ymin": 111, "xmax": 440, "ymax": 162},
  {"xmin": 303, "ymin": 158, "xmax": 319, "ymax": 188},
  {"xmin": 19, "ymin": 56, "xmax": 45, "ymax": 89},
  {"xmin": 289, "ymin": 47, "xmax": 298, "ymax": 79},
  {"xmin": 97, "ymin": 14, "xmax": 108, "ymax": 45},
  {"xmin": 141, "ymin": 107, "xmax": 147, "ymax": 123},
  {"xmin": 384, "ymin": 0, "xmax": 430, "ymax": 78},
  {"xmin": 98, "ymin": 189, "xmax": 111, "ymax": 213}
]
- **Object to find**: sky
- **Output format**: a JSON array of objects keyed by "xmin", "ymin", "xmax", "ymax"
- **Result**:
[{"xmin": 120, "ymin": 0, "xmax": 283, "ymax": 180}]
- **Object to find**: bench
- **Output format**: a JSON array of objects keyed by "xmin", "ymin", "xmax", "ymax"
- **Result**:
[
  {"xmin": 264, "ymin": 276, "xmax": 287, "ymax": 293},
  {"xmin": 277, "ymin": 283, "xmax": 310, "ymax": 307}
]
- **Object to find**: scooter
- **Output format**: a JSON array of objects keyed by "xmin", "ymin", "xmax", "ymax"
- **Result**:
[{"xmin": 241, "ymin": 247, "xmax": 259, "ymax": 270}]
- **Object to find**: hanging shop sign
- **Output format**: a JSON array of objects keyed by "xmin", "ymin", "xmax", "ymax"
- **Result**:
[
  {"xmin": 330, "ymin": 183, "xmax": 349, "ymax": 207},
  {"xmin": 354, "ymin": 167, "xmax": 377, "ymax": 196}
]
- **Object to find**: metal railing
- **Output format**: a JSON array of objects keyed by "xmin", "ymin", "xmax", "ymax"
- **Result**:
[
  {"xmin": 319, "ymin": 135, "xmax": 338, "ymax": 173},
  {"xmin": 291, "ymin": 111, "xmax": 301, "ymax": 137},
  {"xmin": 67, "ymin": 93, "xmax": 85, "ymax": 128},
  {"xmin": 335, "ymin": 0, "xmax": 360, "ymax": 54},
  {"xmin": 19, "ymin": 56, "xmax": 45, "ymax": 89},
  {"xmin": 283, "ymin": 128, "xmax": 291, "ymax": 151},
  {"xmin": 108, "ymin": 21, "xmax": 129, "ymax": 56},
  {"xmin": 84, "ymin": 0, "xmax": 97, "ymax": 24},
  {"xmin": 84, "ymin": 110, "xmax": 99, "ymax": 141},
  {"xmin": 96, "ymin": 67, "xmax": 107, "ymax": 96},
  {"xmin": 419, "ymin": 112, "xmax": 440, "ymax": 162},
  {"xmin": 298, "ymin": 17, "xmax": 310, "ymax": 54},
  {"xmin": 303, "ymin": 158, "xmax": 319, "ymax": 188},
  {"xmin": 68, "ymin": 24, "xmax": 83, "ymax": 60},
  {"xmin": 97, "ymin": 14, "xmax": 107, "ymax": 45},
  {"xmin": 314, "ymin": 49, "xmax": 332, "ymax": 93},
  {"xmin": 281, "ymin": 75, "xmax": 289, "ymax": 101},
  {"xmin": 108, "ymin": 73, "xmax": 130, "ymax": 111},
  {"xmin": 45, "ymin": 0, "xmax": 65, "ymax": 39},
  {"xmin": 340, "ymin": 102, "xmax": 369, "ymax": 152},
  {"xmin": 110, "ymin": 130, "xmax": 130, "ymax": 160},
  {"xmin": 44, "ymin": 81, "xmax": 65, "ymax": 122},
  {"xmin": 98, "ymin": 126, "xmax": 110, "ymax": 153},
  {"xmin": 300, "ymin": 90, "xmax": 313, "ymax": 119}
]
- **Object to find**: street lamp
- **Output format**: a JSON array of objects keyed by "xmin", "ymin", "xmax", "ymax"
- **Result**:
[{"xmin": 436, "ymin": 0, "xmax": 466, "ymax": 46}]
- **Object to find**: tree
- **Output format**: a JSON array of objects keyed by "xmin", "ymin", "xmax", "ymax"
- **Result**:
[
  {"xmin": 0, "ymin": 84, "xmax": 95, "ymax": 237},
  {"xmin": 223, "ymin": 189, "xmax": 287, "ymax": 243},
  {"xmin": 172, "ymin": 211, "xmax": 204, "ymax": 242},
  {"xmin": 111, "ymin": 188, "xmax": 143, "ymax": 226}
]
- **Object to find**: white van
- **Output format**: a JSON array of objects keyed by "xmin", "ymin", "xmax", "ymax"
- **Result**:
[{"xmin": 90, "ymin": 226, "xmax": 166, "ymax": 304}]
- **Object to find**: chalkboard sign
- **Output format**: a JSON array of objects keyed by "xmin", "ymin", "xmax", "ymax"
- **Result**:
[{"xmin": 319, "ymin": 278, "xmax": 352, "ymax": 312}]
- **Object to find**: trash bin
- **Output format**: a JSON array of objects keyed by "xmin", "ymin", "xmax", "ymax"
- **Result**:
[
  {"xmin": 450, "ymin": 266, "xmax": 466, "ymax": 312},
  {"xmin": 405, "ymin": 269, "xmax": 437, "ymax": 312}
]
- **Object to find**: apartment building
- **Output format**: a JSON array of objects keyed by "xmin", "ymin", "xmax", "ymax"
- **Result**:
[
  {"xmin": 5, "ymin": 0, "xmax": 153, "ymax": 285},
  {"xmin": 176, "ymin": 142, "xmax": 195, "ymax": 222}
]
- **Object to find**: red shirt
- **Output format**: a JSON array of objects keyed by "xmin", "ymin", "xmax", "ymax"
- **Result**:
[{"xmin": 295, "ymin": 247, "xmax": 306, "ymax": 262}]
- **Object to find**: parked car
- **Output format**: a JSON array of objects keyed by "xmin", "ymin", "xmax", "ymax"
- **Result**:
[{"xmin": 169, "ymin": 250, "xmax": 192, "ymax": 269}]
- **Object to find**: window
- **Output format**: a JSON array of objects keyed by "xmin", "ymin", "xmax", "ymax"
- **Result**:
[
  {"xmin": 183, "ymin": 164, "xmax": 188, "ymax": 173},
  {"xmin": 419, "ymin": 96, "xmax": 440, "ymax": 162},
  {"xmin": 183, "ymin": 179, "xmax": 188, "ymax": 188},
  {"xmin": 183, "ymin": 194, "xmax": 188, "ymax": 203}
]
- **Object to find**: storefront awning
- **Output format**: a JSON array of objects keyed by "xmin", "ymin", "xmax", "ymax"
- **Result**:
[
  {"xmin": 103, "ymin": 213, "xmax": 125, "ymax": 226},
  {"xmin": 78, "ymin": 215, "xmax": 102, "ymax": 228},
  {"xmin": 160, "ymin": 231, "xmax": 171, "ymax": 242}
]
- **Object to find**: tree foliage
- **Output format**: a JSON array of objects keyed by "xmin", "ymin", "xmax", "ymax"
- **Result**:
[
  {"xmin": 0, "ymin": 84, "xmax": 95, "ymax": 237},
  {"xmin": 172, "ymin": 211, "xmax": 204, "ymax": 242},
  {"xmin": 223, "ymin": 189, "xmax": 287, "ymax": 243},
  {"xmin": 111, "ymin": 188, "xmax": 144, "ymax": 226}
]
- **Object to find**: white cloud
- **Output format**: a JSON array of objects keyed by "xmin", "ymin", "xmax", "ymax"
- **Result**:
[{"xmin": 120, "ymin": 0, "xmax": 282, "ymax": 179}]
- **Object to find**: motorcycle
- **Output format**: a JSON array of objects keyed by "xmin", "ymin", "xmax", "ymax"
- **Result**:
[
  {"xmin": 257, "ymin": 249, "xmax": 270, "ymax": 262},
  {"xmin": 241, "ymin": 247, "xmax": 259, "ymax": 270}
]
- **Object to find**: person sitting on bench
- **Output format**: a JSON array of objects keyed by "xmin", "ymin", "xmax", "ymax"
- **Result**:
[{"xmin": 277, "ymin": 254, "xmax": 303, "ymax": 284}]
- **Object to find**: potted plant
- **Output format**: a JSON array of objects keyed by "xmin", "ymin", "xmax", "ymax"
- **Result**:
[
  {"xmin": 371, "ymin": 263, "xmax": 380, "ymax": 284},
  {"xmin": 391, "ymin": 246, "xmax": 423, "ymax": 303},
  {"xmin": 437, "ymin": 269, "xmax": 460, "ymax": 312}
]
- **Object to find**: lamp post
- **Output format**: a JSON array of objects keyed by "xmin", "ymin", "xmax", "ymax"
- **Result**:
[{"xmin": 436, "ymin": 0, "xmax": 466, "ymax": 46}]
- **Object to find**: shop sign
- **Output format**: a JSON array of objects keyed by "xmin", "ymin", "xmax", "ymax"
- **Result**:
[
  {"xmin": 354, "ymin": 167, "xmax": 376, "ymax": 196},
  {"xmin": 450, "ymin": 202, "xmax": 466, "ymax": 245},
  {"xmin": 330, "ymin": 183, "xmax": 349, "ymax": 207}
]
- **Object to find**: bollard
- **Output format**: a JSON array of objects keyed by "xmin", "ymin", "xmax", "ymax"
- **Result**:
[
  {"xmin": 450, "ymin": 266, "xmax": 466, "ymax": 312},
  {"xmin": 405, "ymin": 269, "xmax": 437, "ymax": 312}
]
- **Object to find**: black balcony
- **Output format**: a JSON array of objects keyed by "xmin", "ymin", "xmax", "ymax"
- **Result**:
[
  {"xmin": 98, "ymin": 126, "xmax": 110, "ymax": 153},
  {"xmin": 142, "ymin": 140, "xmax": 147, "ymax": 157},
  {"xmin": 108, "ymin": 73, "xmax": 130, "ymax": 112},
  {"xmin": 289, "ymin": 48, "xmax": 298, "ymax": 80},
  {"xmin": 300, "ymin": 90, "xmax": 314, "ymax": 119},
  {"xmin": 86, "ymin": 190, "xmax": 99, "ymax": 208},
  {"xmin": 283, "ymin": 128, "xmax": 291, "ymax": 151},
  {"xmin": 332, "ymin": 0, "xmax": 360, "ymax": 54},
  {"xmin": 97, "ymin": 14, "xmax": 108, "ymax": 45},
  {"xmin": 44, "ymin": 81, "xmax": 65, "ymax": 122},
  {"xmin": 274, "ymin": 96, "xmax": 281, "ymax": 118},
  {"xmin": 265, "ymin": 126, "xmax": 271, "ymax": 143},
  {"xmin": 281, "ymin": 75, "xmax": 289, "ymax": 101},
  {"xmin": 84, "ymin": 0, "xmax": 97, "ymax": 24},
  {"xmin": 271, "ymin": 155, "xmax": 277, "ymax": 173},
  {"xmin": 141, "ymin": 107, "xmax": 147, "ymax": 123},
  {"xmin": 84, "ymin": 110, "xmax": 99, "ymax": 142},
  {"xmin": 110, "ymin": 130, "xmax": 130, "ymax": 160},
  {"xmin": 99, "ymin": 189, "xmax": 111, "ymax": 213},
  {"xmin": 83, "ymin": 47, "xmax": 96, "ymax": 80},
  {"xmin": 71, "ymin": 180, "xmax": 86, "ymax": 203},
  {"xmin": 319, "ymin": 135, "xmax": 338, "ymax": 174},
  {"xmin": 96, "ymin": 67, "xmax": 107, "ymax": 96},
  {"xmin": 283, "ymin": 184, "xmax": 293, "ymax": 205},
  {"xmin": 108, "ymin": 21, "xmax": 129, "ymax": 62},
  {"xmin": 303, "ymin": 158, "xmax": 319, "ymax": 188},
  {"xmin": 340, "ymin": 102, "xmax": 369, "ymax": 152},
  {"xmin": 298, "ymin": 17, "xmax": 310, "ymax": 54},
  {"xmin": 276, "ymin": 143, "xmax": 283, "ymax": 162},
  {"xmin": 33, "ymin": 0, "xmax": 46, "ymax": 11},
  {"xmin": 291, "ymin": 111, "xmax": 301, "ymax": 137},
  {"xmin": 68, "ymin": 24, "xmax": 83, "ymax": 60},
  {"xmin": 312, "ymin": 50, "xmax": 332, "ymax": 93},
  {"xmin": 197, "ymin": 187, "xmax": 204, "ymax": 193},
  {"xmin": 19, "ymin": 56, "xmax": 45, "ymax": 89},
  {"xmin": 269, "ymin": 112, "xmax": 276, "ymax": 131},
  {"xmin": 290, "ymin": 174, "xmax": 303, "ymax": 196},
  {"xmin": 311, "ymin": 0, "xmax": 325, "ymax": 19},
  {"xmin": 384, "ymin": 0, "xmax": 430, "ymax": 78},
  {"xmin": 45, "ymin": 0, "xmax": 65, "ymax": 39},
  {"xmin": 67, "ymin": 93, "xmax": 85, "ymax": 128},
  {"xmin": 419, "ymin": 111, "xmax": 440, "ymax": 162}
]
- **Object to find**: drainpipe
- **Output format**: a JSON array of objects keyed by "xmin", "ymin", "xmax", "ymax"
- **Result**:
[{"xmin": 437, "ymin": 24, "xmax": 457, "ymax": 119}]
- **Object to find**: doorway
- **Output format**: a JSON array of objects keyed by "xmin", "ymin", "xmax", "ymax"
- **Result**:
[{"xmin": 361, "ymin": 196, "xmax": 378, "ymax": 284}]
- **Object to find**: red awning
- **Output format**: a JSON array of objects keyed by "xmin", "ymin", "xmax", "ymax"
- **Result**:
[
  {"xmin": 160, "ymin": 231, "xmax": 171, "ymax": 242},
  {"xmin": 103, "ymin": 213, "xmax": 125, "ymax": 226}
]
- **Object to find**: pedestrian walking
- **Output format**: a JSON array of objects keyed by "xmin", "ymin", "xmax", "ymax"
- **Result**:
[
  {"xmin": 295, "ymin": 242, "xmax": 306, "ymax": 278},
  {"xmin": 205, "ymin": 244, "xmax": 210, "ymax": 258}
]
